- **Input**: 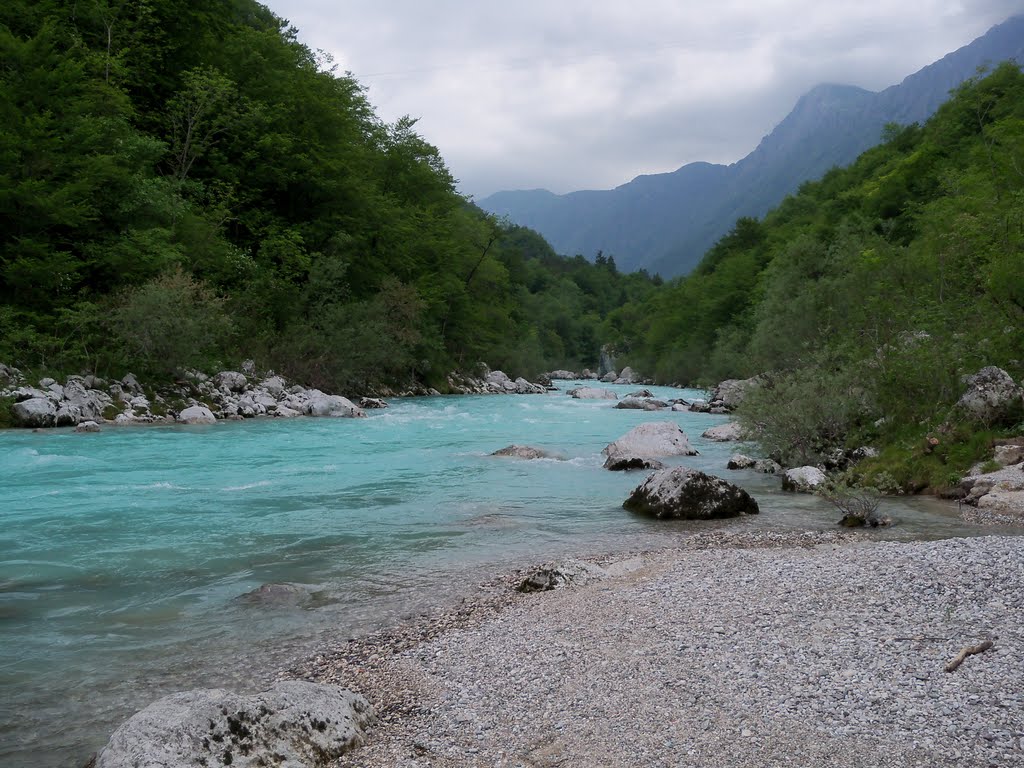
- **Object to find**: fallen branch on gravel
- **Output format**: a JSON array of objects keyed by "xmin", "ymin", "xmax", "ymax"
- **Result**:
[{"xmin": 944, "ymin": 639, "xmax": 994, "ymax": 672}]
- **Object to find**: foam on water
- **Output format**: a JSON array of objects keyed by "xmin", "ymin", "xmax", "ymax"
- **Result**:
[{"xmin": 0, "ymin": 381, "xmax": 1015, "ymax": 767}]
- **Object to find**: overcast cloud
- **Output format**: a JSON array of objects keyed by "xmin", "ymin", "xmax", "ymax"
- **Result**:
[{"xmin": 266, "ymin": 1, "xmax": 1021, "ymax": 198}]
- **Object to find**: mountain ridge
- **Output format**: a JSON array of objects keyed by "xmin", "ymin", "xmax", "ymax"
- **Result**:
[{"xmin": 480, "ymin": 16, "xmax": 1024, "ymax": 277}]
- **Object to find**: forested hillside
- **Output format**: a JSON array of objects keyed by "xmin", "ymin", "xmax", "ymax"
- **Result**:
[
  {"xmin": 616, "ymin": 64, "xmax": 1024, "ymax": 489},
  {"xmin": 0, "ymin": 0, "xmax": 654, "ymax": 391}
]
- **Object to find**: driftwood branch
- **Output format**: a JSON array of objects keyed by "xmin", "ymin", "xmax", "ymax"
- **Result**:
[{"xmin": 944, "ymin": 639, "xmax": 994, "ymax": 672}]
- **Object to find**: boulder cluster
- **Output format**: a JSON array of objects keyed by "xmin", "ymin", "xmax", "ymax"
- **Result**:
[
  {"xmin": 0, "ymin": 362, "xmax": 369, "ymax": 429},
  {"xmin": 446, "ymin": 366, "xmax": 546, "ymax": 395}
]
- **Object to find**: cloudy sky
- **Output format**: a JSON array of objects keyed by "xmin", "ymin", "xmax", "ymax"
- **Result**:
[{"xmin": 267, "ymin": 1, "xmax": 1020, "ymax": 199}]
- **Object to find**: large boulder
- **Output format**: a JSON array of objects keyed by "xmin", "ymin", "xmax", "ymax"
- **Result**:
[
  {"xmin": 306, "ymin": 392, "xmax": 366, "ymax": 418},
  {"xmin": 782, "ymin": 466, "xmax": 827, "ymax": 493},
  {"xmin": 63, "ymin": 376, "xmax": 112, "ymax": 421},
  {"xmin": 568, "ymin": 387, "xmax": 618, "ymax": 400},
  {"xmin": 623, "ymin": 467, "xmax": 760, "ymax": 520},
  {"xmin": 710, "ymin": 377, "xmax": 761, "ymax": 410},
  {"xmin": 177, "ymin": 405, "xmax": 217, "ymax": 425},
  {"xmin": 614, "ymin": 397, "xmax": 667, "ymax": 411},
  {"xmin": 602, "ymin": 421, "xmax": 699, "ymax": 470},
  {"xmin": 955, "ymin": 366, "xmax": 1023, "ymax": 423},
  {"xmin": 613, "ymin": 366, "xmax": 639, "ymax": 384},
  {"xmin": 94, "ymin": 681, "xmax": 373, "ymax": 768},
  {"xmin": 11, "ymin": 397, "xmax": 57, "ymax": 427},
  {"xmin": 214, "ymin": 371, "xmax": 248, "ymax": 393},
  {"xmin": 701, "ymin": 422, "xmax": 743, "ymax": 442}
]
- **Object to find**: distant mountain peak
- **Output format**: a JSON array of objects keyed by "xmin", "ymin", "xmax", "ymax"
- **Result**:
[{"xmin": 480, "ymin": 17, "xmax": 1024, "ymax": 277}]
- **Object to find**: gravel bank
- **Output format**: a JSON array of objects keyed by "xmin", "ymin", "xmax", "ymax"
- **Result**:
[{"xmin": 295, "ymin": 532, "xmax": 1024, "ymax": 767}]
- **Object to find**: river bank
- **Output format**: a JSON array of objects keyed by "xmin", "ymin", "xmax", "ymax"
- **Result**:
[{"xmin": 289, "ymin": 529, "xmax": 1023, "ymax": 768}]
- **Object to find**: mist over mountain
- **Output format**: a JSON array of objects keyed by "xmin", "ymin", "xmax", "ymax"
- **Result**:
[{"xmin": 479, "ymin": 16, "xmax": 1024, "ymax": 277}]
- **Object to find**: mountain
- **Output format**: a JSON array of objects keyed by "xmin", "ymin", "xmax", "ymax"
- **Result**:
[{"xmin": 479, "ymin": 16, "xmax": 1024, "ymax": 278}]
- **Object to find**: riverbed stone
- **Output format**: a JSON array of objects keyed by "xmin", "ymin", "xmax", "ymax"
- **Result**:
[
  {"xmin": 306, "ymin": 392, "xmax": 366, "ymax": 418},
  {"xmin": 602, "ymin": 421, "xmax": 698, "ymax": 470},
  {"xmin": 491, "ymin": 445, "xmax": 558, "ymax": 460},
  {"xmin": 177, "ymin": 405, "xmax": 217, "ymax": 424},
  {"xmin": 782, "ymin": 466, "xmax": 827, "ymax": 493},
  {"xmin": 11, "ymin": 397, "xmax": 57, "ymax": 427},
  {"xmin": 701, "ymin": 422, "xmax": 743, "ymax": 442},
  {"xmin": 518, "ymin": 559, "xmax": 606, "ymax": 592},
  {"xmin": 623, "ymin": 467, "xmax": 760, "ymax": 519},
  {"xmin": 568, "ymin": 387, "xmax": 618, "ymax": 400},
  {"xmin": 94, "ymin": 680, "xmax": 374, "ymax": 768},
  {"xmin": 727, "ymin": 454, "xmax": 756, "ymax": 470},
  {"xmin": 614, "ymin": 396, "xmax": 666, "ymax": 411}
]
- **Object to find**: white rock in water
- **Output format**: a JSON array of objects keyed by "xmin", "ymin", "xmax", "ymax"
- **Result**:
[
  {"xmin": 306, "ymin": 391, "xmax": 366, "ymax": 418},
  {"xmin": 602, "ymin": 421, "xmax": 698, "ymax": 470},
  {"xmin": 568, "ymin": 387, "xmax": 618, "ymax": 400},
  {"xmin": 177, "ymin": 405, "xmax": 216, "ymax": 424},
  {"xmin": 701, "ymin": 422, "xmax": 743, "ymax": 441},
  {"xmin": 782, "ymin": 466, "xmax": 827, "ymax": 493}
]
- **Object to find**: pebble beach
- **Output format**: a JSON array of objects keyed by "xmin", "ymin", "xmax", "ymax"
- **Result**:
[{"xmin": 291, "ymin": 530, "xmax": 1024, "ymax": 768}]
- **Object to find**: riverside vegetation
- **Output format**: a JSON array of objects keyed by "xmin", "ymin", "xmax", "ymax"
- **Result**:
[{"xmin": 2, "ymin": 2, "xmax": 1022, "ymax": 492}]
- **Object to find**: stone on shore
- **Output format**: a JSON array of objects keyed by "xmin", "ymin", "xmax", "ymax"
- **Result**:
[
  {"xmin": 701, "ymin": 422, "xmax": 743, "ymax": 442},
  {"xmin": 623, "ymin": 466, "xmax": 760, "ymax": 519},
  {"xmin": 518, "ymin": 559, "xmax": 606, "ymax": 592},
  {"xmin": 95, "ymin": 680, "xmax": 373, "ymax": 768},
  {"xmin": 955, "ymin": 366, "xmax": 1023, "ymax": 423},
  {"xmin": 602, "ymin": 421, "xmax": 698, "ymax": 470},
  {"xmin": 782, "ymin": 466, "xmax": 827, "ymax": 493},
  {"xmin": 710, "ymin": 376, "xmax": 761, "ymax": 410},
  {"xmin": 177, "ymin": 405, "xmax": 216, "ymax": 424},
  {"xmin": 11, "ymin": 397, "xmax": 58, "ymax": 427}
]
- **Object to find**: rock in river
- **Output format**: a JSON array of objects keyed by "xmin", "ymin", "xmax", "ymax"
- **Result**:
[
  {"xmin": 491, "ymin": 445, "xmax": 559, "ymax": 460},
  {"xmin": 623, "ymin": 467, "xmax": 760, "ymax": 520},
  {"xmin": 602, "ymin": 421, "xmax": 698, "ymax": 470}
]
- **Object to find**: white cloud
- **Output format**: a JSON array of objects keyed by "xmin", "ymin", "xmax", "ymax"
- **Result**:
[{"xmin": 267, "ymin": 0, "xmax": 1018, "ymax": 197}]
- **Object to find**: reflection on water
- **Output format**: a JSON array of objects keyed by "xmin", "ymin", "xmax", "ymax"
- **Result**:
[{"xmin": 0, "ymin": 382, "xmax": 1019, "ymax": 767}]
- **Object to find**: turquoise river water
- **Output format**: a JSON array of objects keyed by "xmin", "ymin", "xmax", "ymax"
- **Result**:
[{"xmin": 0, "ymin": 381, "xmax": 1015, "ymax": 767}]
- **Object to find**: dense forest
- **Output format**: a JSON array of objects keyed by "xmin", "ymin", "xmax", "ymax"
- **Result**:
[
  {"xmin": 0, "ymin": 0, "xmax": 655, "ymax": 392},
  {"xmin": 614, "ymin": 63, "xmax": 1024, "ymax": 490}
]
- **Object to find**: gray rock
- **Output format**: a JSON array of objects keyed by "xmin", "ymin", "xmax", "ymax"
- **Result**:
[
  {"xmin": 236, "ymin": 582, "xmax": 313, "ymax": 607},
  {"xmin": 121, "ymin": 373, "xmax": 142, "ymax": 394},
  {"xmin": 701, "ymin": 422, "xmax": 743, "ymax": 442},
  {"xmin": 215, "ymin": 371, "xmax": 248, "ymax": 393},
  {"xmin": 993, "ymin": 443, "xmax": 1024, "ymax": 466},
  {"xmin": 627, "ymin": 389, "xmax": 656, "ymax": 399},
  {"xmin": 754, "ymin": 458, "xmax": 782, "ymax": 474},
  {"xmin": 518, "ymin": 559, "xmax": 606, "ymax": 592},
  {"xmin": 259, "ymin": 375, "xmax": 288, "ymax": 398},
  {"xmin": 241, "ymin": 359, "xmax": 257, "ymax": 376},
  {"xmin": 491, "ymin": 445, "xmax": 558, "ymax": 460},
  {"xmin": 711, "ymin": 377, "xmax": 761, "ymax": 410},
  {"xmin": 568, "ymin": 387, "xmax": 618, "ymax": 400},
  {"xmin": 613, "ymin": 366, "xmax": 639, "ymax": 385},
  {"xmin": 306, "ymin": 392, "xmax": 366, "ymax": 418},
  {"xmin": 600, "ymin": 372, "xmax": 618, "ymax": 383},
  {"xmin": 614, "ymin": 397, "xmax": 666, "ymax": 411},
  {"xmin": 604, "ymin": 456, "xmax": 666, "ymax": 472},
  {"xmin": 623, "ymin": 467, "xmax": 760, "ymax": 519},
  {"xmin": 177, "ymin": 405, "xmax": 217, "ymax": 425},
  {"xmin": 64, "ymin": 377, "xmax": 111, "ymax": 420},
  {"xmin": 547, "ymin": 370, "xmax": 578, "ymax": 380},
  {"xmin": 688, "ymin": 399, "xmax": 711, "ymax": 413},
  {"xmin": 602, "ymin": 421, "xmax": 699, "ymax": 470},
  {"xmin": 75, "ymin": 420, "xmax": 102, "ymax": 433},
  {"xmin": 727, "ymin": 454, "xmax": 757, "ymax": 470},
  {"xmin": 94, "ymin": 680, "xmax": 373, "ymax": 768},
  {"xmin": 782, "ymin": 466, "xmax": 828, "ymax": 493},
  {"xmin": 359, "ymin": 397, "xmax": 388, "ymax": 409},
  {"xmin": 955, "ymin": 366, "xmax": 1023, "ymax": 423},
  {"xmin": 12, "ymin": 386, "xmax": 49, "ymax": 402},
  {"xmin": 11, "ymin": 397, "xmax": 57, "ymax": 427}
]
